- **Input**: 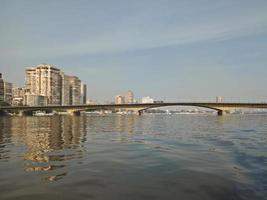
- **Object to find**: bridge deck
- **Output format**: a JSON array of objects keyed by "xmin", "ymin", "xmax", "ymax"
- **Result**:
[{"xmin": 1, "ymin": 102, "xmax": 267, "ymax": 111}]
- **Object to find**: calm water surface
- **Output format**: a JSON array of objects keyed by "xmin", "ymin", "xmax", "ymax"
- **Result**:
[{"xmin": 0, "ymin": 114, "xmax": 266, "ymax": 200}]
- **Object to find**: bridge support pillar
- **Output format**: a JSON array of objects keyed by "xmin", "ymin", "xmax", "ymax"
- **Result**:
[
  {"xmin": 138, "ymin": 110, "xmax": 142, "ymax": 116},
  {"xmin": 217, "ymin": 110, "xmax": 224, "ymax": 116},
  {"xmin": 67, "ymin": 110, "xmax": 81, "ymax": 116},
  {"xmin": 0, "ymin": 110, "xmax": 8, "ymax": 116},
  {"xmin": 18, "ymin": 110, "xmax": 26, "ymax": 116},
  {"xmin": 73, "ymin": 111, "xmax": 81, "ymax": 116}
]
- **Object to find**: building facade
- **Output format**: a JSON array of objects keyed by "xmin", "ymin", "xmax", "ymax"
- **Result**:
[
  {"xmin": 0, "ymin": 73, "xmax": 13, "ymax": 105},
  {"xmin": 115, "ymin": 95, "xmax": 125, "ymax": 104},
  {"xmin": 69, "ymin": 76, "xmax": 81, "ymax": 105},
  {"xmin": 12, "ymin": 87, "xmax": 28, "ymax": 106},
  {"xmin": 86, "ymin": 99, "xmax": 95, "ymax": 105},
  {"xmin": 24, "ymin": 64, "xmax": 87, "ymax": 106},
  {"xmin": 4, "ymin": 82, "xmax": 13, "ymax": 105},
  {"xmin": 141, "ymin": 96, "xmax": 154, "ymax": 104},
  {"xmin": 25, "ymin": 64, "xmax": 87, "ymax": 105},
  {"xmin": 25, "ymin": 64, "xmax": 62, "ymax": 105},
  {"xmin": 216, "ymin": 96, "xmax": 224, "ymax": 103},
  {"xmin": 81, "ymin": 83, "xmax": 87, "ymax": 104},
  {"xmin": 126, "ymin": 90, "xmax": 134, "ymax": 104},
  {"xmin": 61, "ymin": 75, "xmax": 85, "ymax": 106},
  {"xmin": 61, "ymin": 74, "xmax": 71, "ymax": 106},
  {"xmin": 24, "ymin": 94, "xmax": 48, "ymax": 106},
  {"xmin": 0, "ymin": 73, "xmax": 4, "ymax": 103}
]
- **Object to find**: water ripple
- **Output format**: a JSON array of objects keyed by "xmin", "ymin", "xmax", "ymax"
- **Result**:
[{"xmin": 0, "ymin": 114, "xmax": 266, "ymax": 200}]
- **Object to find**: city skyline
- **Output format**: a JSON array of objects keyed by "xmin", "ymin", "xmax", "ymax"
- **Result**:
[
  {"xmin": 1, "ymin": 0, "xmax": 267, "ymax": 102},
  {"xmin": 0, "ymin": 64, "xmax": 87, "ymax": 107}
]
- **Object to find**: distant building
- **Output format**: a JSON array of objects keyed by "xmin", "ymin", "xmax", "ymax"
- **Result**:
[
  {"xmin": 153, "ymin": 100, "xmax": 164, "ymax": 103},
  {"xmin": 81, "ymin": 83, "xmax": 87, "ymax": 104},
  {"xmin": 114, "ymin": 89, "xmax": 134, "ymax": 106},
  {"xmin": 69, "ymin": 76, "xmax": 81, "ymax": 105},
  {"xmin": 61, "ymin": 75, "xmax": 83, "ymax": 105},
  {"xmin": 141, "ymin": 96, "xmax": 154, "ymax": 104},
  {"xmin": 0, "ymin": 73, "xmax": 13, "ymax": 105},
  {"xmin": 25, "ymin": 64, "xmax": 86, "ymax": 106},
  {"xmin": 126, "ymin": 90, "xmax": 134, "ymax": 104},
  {"xmin": 0, "ymin": 73, "xmax": 4, "ymax": 103},
  {"xmin": 216, "ymin": 96, "xmax": 224, "ymax": 103},
  {"xmin": 115, "ymin": 95, "xmax": 125, "ymax": 104},
  {"xmin": 61, "ymin": 74, "xmax": 71, "ymax": 106},
  {"xmin": 87, "ymin": 99, "xmax": 96, "ymax": 105},
  {"xmin": 4, "ymin": 81, "xmax": 13, "ymax": 105}
]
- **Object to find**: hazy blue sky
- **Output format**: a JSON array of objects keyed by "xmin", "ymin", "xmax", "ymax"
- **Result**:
[{"xmin": 0, "ymin": 0, "xmax": 267, "ymax": 102}]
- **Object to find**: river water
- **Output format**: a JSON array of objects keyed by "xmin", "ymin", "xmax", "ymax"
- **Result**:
[{"xmin": 0, "ymin": 114, "xmax": 266, "ymax": 200}]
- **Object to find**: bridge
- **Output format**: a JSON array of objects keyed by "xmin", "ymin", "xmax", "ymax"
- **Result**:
[{"xmin": 1, "ymin": 102, "xmax": 267, "ymax": 116}]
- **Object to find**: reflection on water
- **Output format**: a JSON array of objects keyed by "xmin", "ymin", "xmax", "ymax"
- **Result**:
[
  {"xmin": 0, "ymin": 114, "xmax": 267, "ymax": 200},
  {"xmin": 1, "ymin": 115, "xmax": 87, "ymax": 181}
]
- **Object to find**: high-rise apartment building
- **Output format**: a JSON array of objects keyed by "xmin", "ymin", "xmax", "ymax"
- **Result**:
[
  {"xmin": 62, "ymin": 75, "xmax": 86, "ymax": 105},
  {"xmin": 4, "ymin": 82, "xmax": 13, "ymax": 105},
  {"xmin": 25, "ymin": 64, "xmax": 86, "ymax": 106},
  {"xmin": 0, "ymin": 73, "xmax": 13, "ymax": 105},
  {"xmin": 61, "ymin": 74, "xmax": 71, "ymax": 106},
  {"xmin": 0, "ymin": 73, "xmax": 4, "ymax": 103},
  {"xmin": 81, "ymin": 83, "xmax": 87, "ymax": 104},
  {"xmin": 115, "ymin": 95, "xmax": 125, "ymax": 104},
  {"xmin": 69, "ymin": 76, "xmax": 81, "ymax": 105},
  {"xmin": 126, "ymin": 90, "xmax": 134, "ymax": 104},
  {"xmin": 25, "ymin": 64, "xmax": 62, "ymax": 105}
]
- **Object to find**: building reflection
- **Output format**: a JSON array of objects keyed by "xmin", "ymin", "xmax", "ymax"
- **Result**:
[
  {"xmin": 0, "ymin": 117, "xmax": 13, "ymax": 161},
  {"xmin": 7, "ymin": 115, "xmax": 87, "ymax": 181},
  {"xmin": 0, "ymin": 114, "xmax": 139, "ymax": 181},
  {"xmin": 113, "ymin": 114, "xmax": 136, "ymax": 134}
]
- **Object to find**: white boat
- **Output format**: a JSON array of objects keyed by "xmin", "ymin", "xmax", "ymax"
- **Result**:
[
  {"xmin": 56, "ymin": 112, "xmax": 70, "ymax": 115},
  {"xmin": 33, "ymin": 111, "xmax": 54, "ymax": 116}
]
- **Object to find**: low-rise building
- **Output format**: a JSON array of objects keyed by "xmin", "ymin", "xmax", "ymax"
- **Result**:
[
  {"xmin": 12, "ymin": 87, "xmax": 28, "ymax": 106},
  {"xmin": 141, "ymin": 96, "xmax": 154, "ymax": 104},
  {"xmin": 87, "ymin": 99, "xmax": 96, "ymax": 105},
  {"xmin": 24, "ymin": 94, "xmax": 48, "ymax": 106},
  {"xmin": 216, "ymin": 96, "xmax": 224, "ymax": 103}
]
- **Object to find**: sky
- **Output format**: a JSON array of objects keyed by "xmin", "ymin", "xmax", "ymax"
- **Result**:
[{"xmin": 0, "ymin": 0, "xmax": 267, "ymax": 102}]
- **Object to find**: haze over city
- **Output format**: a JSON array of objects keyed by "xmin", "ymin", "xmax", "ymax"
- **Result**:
[{"xmin": 1, "ymin": 0, "xmax": 267, "ymax": 102}]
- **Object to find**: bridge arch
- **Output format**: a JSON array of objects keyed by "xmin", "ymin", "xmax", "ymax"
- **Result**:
[{"xmin": 137, "ymin": 104, "xmax": 223, "ymax": 115}]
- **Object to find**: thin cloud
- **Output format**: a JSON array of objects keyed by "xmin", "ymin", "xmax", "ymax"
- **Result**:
[{"xmin": 2, "ymin": 10, "xmax": 266, "ymax": 60}]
